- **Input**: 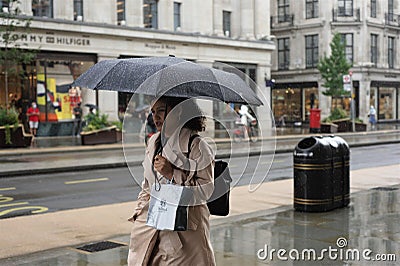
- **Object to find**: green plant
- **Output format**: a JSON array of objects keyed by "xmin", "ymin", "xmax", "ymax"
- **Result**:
[
  {"xmin": 0, "ymin": 107, "xmax": 19, "ymax": 126},
  {"xmin": 82, "ymin": 113, "xmax": 112, "ymax": 132},
  {"xmin": 355, "ymin": 118, "xmax": 364, "ymax": 123},
  {"xmin": 317, "ymin": 32, "xmax": 352, "ymax": 112},
  {"xmin": 0, "ymin": 107, "xmax": 19, "ymax": 144},
  {"xmin": 322, "ymin": 107, "xmax": 349, "ymax": 123},
  {"xmin": 112, "ymin": 120, "xmax": 123, "ymax": 131}
]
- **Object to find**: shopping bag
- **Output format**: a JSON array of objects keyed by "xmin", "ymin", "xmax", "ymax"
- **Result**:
[{"xmin": 146, "ymin": 183, "xmax": 191, "ymax": 231}]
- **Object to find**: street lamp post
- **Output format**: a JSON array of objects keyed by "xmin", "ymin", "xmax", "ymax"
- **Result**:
[{"xmin": 349, "ymin": 71, "xmax": 355, "ymax": 132}]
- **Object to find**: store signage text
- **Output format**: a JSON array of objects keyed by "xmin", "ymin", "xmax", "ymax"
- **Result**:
[
  {"xmin": 6, "ymin": 33, "xmax": 91, "ymax": 46},
  {"xmin": 144, "ymin": 42, "xmax": 176, "ymax": 50}
]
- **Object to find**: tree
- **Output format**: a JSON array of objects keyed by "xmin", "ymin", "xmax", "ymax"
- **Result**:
[
  {"xmin": 317, "ymin": 32, "xmax": 352, "ymax": 112},
  {"xmin": 0, "ymin": 0, "xmax": 37, "ymax": 110}
]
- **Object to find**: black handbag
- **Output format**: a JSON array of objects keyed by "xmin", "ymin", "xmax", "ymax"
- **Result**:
[{"xmin": 188, "ymin": 135, "xmax": 232, "ymax": 216}]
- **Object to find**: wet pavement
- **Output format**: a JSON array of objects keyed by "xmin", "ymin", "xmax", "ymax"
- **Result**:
[
  {"xmin": 2, "ymin": 185, "xmax": 398, "ymax": 266},
  {"xmin": 1, "ymin": 129, "xmax": 399, "ymax": 265},
  {"xmin": 212, "ymin": 185, "xmax": 400, "ymax": 265}
]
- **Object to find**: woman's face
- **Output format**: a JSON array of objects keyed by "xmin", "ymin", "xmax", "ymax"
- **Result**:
[{"xmin": 151, "ymin": 100, "xmax": 169, "ymax": 132}]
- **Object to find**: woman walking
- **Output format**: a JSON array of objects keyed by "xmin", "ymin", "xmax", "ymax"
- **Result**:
[{"xmin": 127, "ymin": 96, "xmax": 216, "ymax": 265}]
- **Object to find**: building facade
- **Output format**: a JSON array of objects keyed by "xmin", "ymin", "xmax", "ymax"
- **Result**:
[
  {"xmin": 270, "ymin": 0, "xmax": 400, "ymax": 126},
  {"xmin": 0, "ymin": 0, "xmax": 274, "ymax": 136}
]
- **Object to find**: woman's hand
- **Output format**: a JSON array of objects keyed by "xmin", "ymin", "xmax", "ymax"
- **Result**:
[{"xmin": 153, "ymin": 155, "xmax": 174, "ymax": 180}]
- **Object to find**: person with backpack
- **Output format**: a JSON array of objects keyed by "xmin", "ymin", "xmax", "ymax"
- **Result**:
[{"xmin": 127, "ymin": 96, "xmax": 216, "ymax": 265}]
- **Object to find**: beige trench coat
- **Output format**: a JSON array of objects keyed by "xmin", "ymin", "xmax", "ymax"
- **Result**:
[{"xmin": 128, "ymin": 128, "xmax": 216, "ymax": 266}]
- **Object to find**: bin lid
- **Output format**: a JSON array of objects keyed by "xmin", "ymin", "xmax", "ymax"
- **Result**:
[
  {"xmin": 326, "ymin": 135, "xmax": 350, "ymax": 156},
  {"xmin": 294, "ymin": 136, "xmax": 332, "ymax": 159}
]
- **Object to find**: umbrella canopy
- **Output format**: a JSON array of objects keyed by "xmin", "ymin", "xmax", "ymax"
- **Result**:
[
  {"xmin": 73, "ymin": 57, "xmax": 263, "ymax": 106},
  {"xmin": 84, "ymin": 104, "xmax": 98, "ymax": 109}
]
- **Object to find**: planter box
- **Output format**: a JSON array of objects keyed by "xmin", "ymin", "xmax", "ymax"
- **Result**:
[
  {"xmin": 332, "ymin": 119, "xmax": 351, "ymax": 132},
  {"xmin": 0, "ymin": 124, "xmax": 33, "ymax": 148},
  {"xmin": 332, "ymin": 119, "xmax": 367, "ymax": 132},
  {"xmin": 354, "ymin": 122, "xmax": 367, "ymax": 132},
  {"xmin": 320, "ymin": 123, "xmax": 338, "ymax": 133},
  {"xmin": 81, "ymin": 126, "xmax": 122, "ymax": 145}
]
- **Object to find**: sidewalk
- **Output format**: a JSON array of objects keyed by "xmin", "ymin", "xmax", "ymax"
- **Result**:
[
  {"xmin": 0, "ymin": 164, "xmax": 398, "ymax": 265},
  {"xmin": 0, "ymin": 130, "xmax": 399, "ymax": 265}
]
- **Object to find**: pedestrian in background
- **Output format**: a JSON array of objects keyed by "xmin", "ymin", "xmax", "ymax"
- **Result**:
[
  {"xmin": 73, "ymin": 102, "xmax": 83, "ymax": 136},
  {"xmin": 127, "ymin": 96, "xmax": 216, "ymax": 265},
  {"xmin": 26, "ymin": 101, "xmax": 40, "ymax": 136},
  {"xmin": 368, "ymin": 105, "xmax": 377, "ymax": 130}
]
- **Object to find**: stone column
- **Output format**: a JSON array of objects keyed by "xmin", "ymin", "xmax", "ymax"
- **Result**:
[
  {"xmin": 195, "ymin": 59, "xmax": 215, "ymax": 138},
  {"xmin": 213, "ymin": 0, "xmax": 223, "ymax": 36},
  {"xmin": 158, "ymin": 0, "xmax": 173, "ymax": 31},
  {"xmin": 254, "ymin": 0, "xmax": 269, "ymax": 39},
  {"xmin": 359, "ymin": 77, "xmax": 371, "ymax": 124},
  {"xmin": 90, "ymin": 54, "xmax": 119, "ymax": 121},
  {"xmin": 240, "ymin": 0, "xmax": 255, "ymax": 40},
  {"xmin": 256, "ymin": 63, "xmax": 274, "ymax": 138},
  {"xmin": 127, "ymin": 0, "xmax": 144, "ymax": 27}
]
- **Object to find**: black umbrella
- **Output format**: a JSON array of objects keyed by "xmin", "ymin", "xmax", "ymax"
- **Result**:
[
  {"xmin": 73, "ymin": 56, "xmax": 263, "ymax": 106},
  {"xmin": 84, "ymin": 104, "xmax": 98, "ymax": 109}
]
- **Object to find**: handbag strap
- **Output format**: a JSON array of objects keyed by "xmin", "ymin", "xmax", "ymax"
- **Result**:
[
  {"xmin": 185, "ymin": 134, "xmax": 200, "ymax": 184},
  {"xmin": 187, "ymin": 134, "xmax": 200, "ymax": 158}
]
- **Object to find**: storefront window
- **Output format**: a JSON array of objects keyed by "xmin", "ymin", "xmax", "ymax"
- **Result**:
[
  {"xmin": 331, "ymin": 96, "xmax": 350, "ymax": 114},
  {"xmin": 378, "ymin": 88, "xmax": 395, "ymax": 120},
  {"xmin": 272, "ymin": 88, "xmax": 301, "ymax": 125},
  {"xmin": 0, "ymin": 63, "xmax": 33, "ymax": 110},
  {"xmin": 272, "ymin": 85, "xmax": 319, "ymax": 126},
  {"xmin": 33, "ymin": 54, "xmax": 95, "ymax": 122}
]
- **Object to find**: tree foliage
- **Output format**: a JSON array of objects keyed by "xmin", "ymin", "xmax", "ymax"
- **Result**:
[
  {"xmin": 317, "ymin": 32, "xmax": 352, "ymax": 98},
  {"xmin": 0, "ymin": 0, "xmax": 37, "ymax": 108}
]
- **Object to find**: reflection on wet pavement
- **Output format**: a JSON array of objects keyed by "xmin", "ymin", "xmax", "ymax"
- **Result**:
[
  {"xmin": 2, "ymin": 185, "xmax": 399, "ymax": 265},
  {"xmin": 212, "ymin": 185, "xmax": 399, "ymax": 265}
]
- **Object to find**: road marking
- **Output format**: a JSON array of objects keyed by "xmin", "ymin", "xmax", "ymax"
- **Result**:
[
  {"xmin": 0, "ymin": 187, "xmax": 16, "ymax": 191},
  {"xmin": 0, "ymin": 206, "xmax": 48, "ymax": 217},
  {"xmin": 65, "ymin": 178, "xmax": 109, "ymax": 185},
  {"xmin": 0, "ymin": 202, "xmax": 29, "ymax": 208}
]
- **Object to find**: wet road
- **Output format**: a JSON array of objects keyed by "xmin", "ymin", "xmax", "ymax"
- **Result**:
[{"xmin": 0, "ymin": 143, "xmax": 399, "ymax": 219}]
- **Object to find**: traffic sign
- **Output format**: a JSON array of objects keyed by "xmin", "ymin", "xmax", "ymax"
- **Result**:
[
  {"xmin": 344, "ymin": 83, "xmax": 352, "ymax": 92},
  {"xmin": 343, "ymin": 74, "xmax": 351, "ymax": 84}
]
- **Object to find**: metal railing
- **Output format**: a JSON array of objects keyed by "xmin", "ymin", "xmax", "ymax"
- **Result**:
[
  {"xmin": 332, "ymin": 8, "xmax": 360, "ymax": 22},
  {"xmin": 270, "ymin": 14, "xmax": 294, "ymax": 28},
  {"xmin": 385, "ymin": 13, "xmax": 400, "ymax": 27}
]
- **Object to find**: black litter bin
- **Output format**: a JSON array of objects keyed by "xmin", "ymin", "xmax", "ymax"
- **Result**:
[{"xmin": 293, "ymin": 136, "xmax": 350, "ymax": 212}]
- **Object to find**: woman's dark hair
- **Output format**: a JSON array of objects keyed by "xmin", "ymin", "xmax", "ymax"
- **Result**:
[{"xmin": 158, "ymin": 96, "xmax": 206, "ymax": 132}]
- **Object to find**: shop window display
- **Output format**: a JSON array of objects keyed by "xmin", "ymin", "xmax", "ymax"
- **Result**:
[
  {"xmin": 34, "ymin": 59, "xmax": 94, "ymax": 122},
  {"xmin": 378, "ymin": 88, "xmax": 395, "ymax": 120},
  {"xmin": 273, "ymin": 88, "xmax": 301, "ymax": 126}
]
